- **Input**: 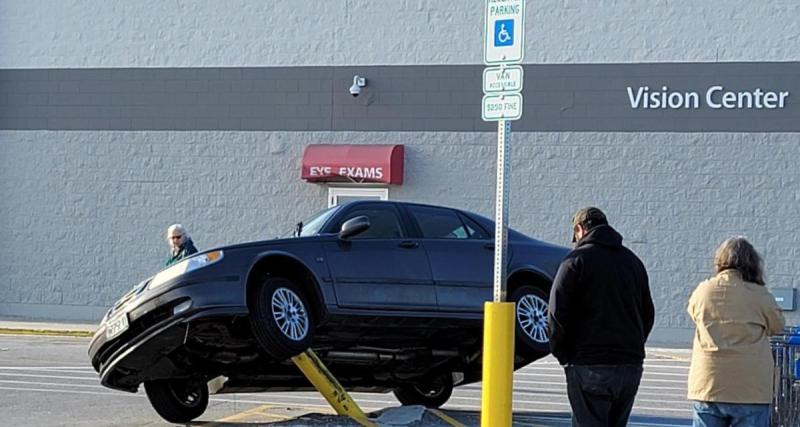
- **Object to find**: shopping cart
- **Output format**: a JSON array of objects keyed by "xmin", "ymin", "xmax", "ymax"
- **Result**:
[{"xmin": 771, "ymin": 329, "xmax": 800, "ymax": 427}]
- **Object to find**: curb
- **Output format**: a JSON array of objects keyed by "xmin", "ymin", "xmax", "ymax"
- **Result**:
[{"xmin": 0, "ymin": 328, "xmax": 94, "ymax": 338}]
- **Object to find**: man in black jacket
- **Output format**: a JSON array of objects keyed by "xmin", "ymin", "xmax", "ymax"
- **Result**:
[{"xmin": 548, "ymin": 207, "xmax": 655, "ymax": 427}]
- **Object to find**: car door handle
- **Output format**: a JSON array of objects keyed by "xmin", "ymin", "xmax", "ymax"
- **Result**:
[
  {"xmin": 484, "ymin": 243, "xmax": 495, "ymax": 250},
  {"xmin": 398, "ymin": 241, "xmax": 419, "ymax": 249}
]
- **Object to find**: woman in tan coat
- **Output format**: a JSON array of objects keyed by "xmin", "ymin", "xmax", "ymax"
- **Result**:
[{"xmin": 687, "ymin": 237, "xmax": 785, "ymax": 427}]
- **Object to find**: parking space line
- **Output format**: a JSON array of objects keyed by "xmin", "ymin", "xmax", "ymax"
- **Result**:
[
  {"xmin": 208, "ymin": 403, "xmax": 291, "ymax": 425},
  {"xmin": 0, "ymin": 366, "xmax": 94, "ymax": 370},
  {"xmin": 0, "ymin": 372, "xmax": 97, "ymax": 381},
  {"xmin": 0, "ymin": 385, "xmax": 128, "ymax": 396},
  {"xmin": 0, "ymin": 379, "xmax": 106, "ymax": 389}
]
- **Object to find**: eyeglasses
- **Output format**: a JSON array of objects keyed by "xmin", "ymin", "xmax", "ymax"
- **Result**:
[{"xmin": 170, "ymin": 235, "xmax": 183, "ymax": 240}]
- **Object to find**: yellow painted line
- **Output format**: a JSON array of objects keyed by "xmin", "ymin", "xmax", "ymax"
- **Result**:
[
  {"xmin": 207, "ymin": 403, "xmax": 293, "ymax": 426},
  {"xmin": 430, "ymin": 409, "xmax": 467, "ymax": 427},
  {"xmin": 0, "ymin": 328, "xmax": 93, "ymax": 338}
]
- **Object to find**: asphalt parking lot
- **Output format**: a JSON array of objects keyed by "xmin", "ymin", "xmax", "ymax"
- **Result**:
[{"xmin": 0, "ymin": 332, "xmax": 692, "ymax": 426}]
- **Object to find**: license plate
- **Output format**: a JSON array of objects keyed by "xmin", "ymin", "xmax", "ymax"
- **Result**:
[{"xmin": 106, "ymin": 313, "xmax": 129, "ymax": 339}]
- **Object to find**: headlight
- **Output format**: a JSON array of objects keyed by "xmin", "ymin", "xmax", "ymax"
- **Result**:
[{"xmin": 148, "ymin": 250, "xmax": 224, "ymax": 289}]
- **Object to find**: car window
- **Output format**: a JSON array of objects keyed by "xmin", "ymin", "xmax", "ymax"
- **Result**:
[
  {"xmin": 336, "ymin": 206, "xmax": 404, "ymax": 239},
  {"xmin": 408, "ymin": 205, "xmax": 470, "ymax": 239},
  {"xmin": 460, "ymin": 214, "xmax": 491, "ymax": 240},
  {"xmin": 290, "ymin": 206, "xmax": 338, "ymax": 237}
]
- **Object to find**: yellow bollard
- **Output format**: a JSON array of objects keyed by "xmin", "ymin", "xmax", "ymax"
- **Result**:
[
  {"xmin": 480, "ymin": 302, "xmax": 515, "ymax": 427},
  {"xmin": 291, "ymin": 349, "xmax": 375, "ymax": 427}
]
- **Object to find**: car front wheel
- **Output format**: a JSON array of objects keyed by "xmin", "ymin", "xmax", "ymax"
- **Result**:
[
  {"xmin": 510, "ymin": 285, "xmax": 551, "ymax": 358},
  {"xmin": 393, "ymin": 374, "xmax": 453, "ymax": 408},
  {"xmin": 144, "ymin": 379, "xmax": 209, "ymax": 423},
  {"xmin": 249, "ymin": 276, "xmax": 315, "ymax": 360}
]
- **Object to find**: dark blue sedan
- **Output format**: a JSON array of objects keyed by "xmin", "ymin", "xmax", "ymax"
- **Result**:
[{"xmin": 88, "ymin": 200, "xmax": 568, "ymax": 423}]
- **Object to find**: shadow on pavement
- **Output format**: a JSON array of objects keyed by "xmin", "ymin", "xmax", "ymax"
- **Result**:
[{"xmin": 192, "ymin": 407, "xmax": 690, "ymax": 427}]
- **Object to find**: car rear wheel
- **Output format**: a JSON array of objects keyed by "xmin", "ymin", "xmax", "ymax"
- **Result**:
[
  {"xmin": 250, "ymin": 276, "xmax": 314, "ymax": 360},
  {"xmin": 144, "ymin": 379, "xmax": 208, "ymax": 423},
  {"xmin": 510, "ymin": 285, "xmax": 551, "ymax": 358},
  {"xmin": 393, "ymin": 374, "xmax": 453, "ymax": 408}
]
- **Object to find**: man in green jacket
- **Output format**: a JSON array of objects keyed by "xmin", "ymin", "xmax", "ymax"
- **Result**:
[{"xmin": 165, "ymin": 223, "xmax": 198, "ymax": 266}]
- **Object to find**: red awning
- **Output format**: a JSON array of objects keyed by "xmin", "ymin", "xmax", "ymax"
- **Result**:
[{"xmin": 301, "ymin": 144, "xmax": 404, "ymax": 185}]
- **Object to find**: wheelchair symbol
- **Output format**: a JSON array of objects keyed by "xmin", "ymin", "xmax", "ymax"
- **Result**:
[
  {"xmin": 497, "ymin": 26, "xmax": 511, "ymax": 43},
  {"xmin": 494, "ymin": 19, "xmax": 514, "ymax": 47}
]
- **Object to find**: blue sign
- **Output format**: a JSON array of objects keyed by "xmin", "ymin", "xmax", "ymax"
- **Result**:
[{"xmin": 494, "ymin": 19, "xmax": 514, "ymax": 47}]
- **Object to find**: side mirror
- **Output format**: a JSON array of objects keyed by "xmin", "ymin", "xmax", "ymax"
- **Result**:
[{"xmin": 339, "ymin": 216, "xmax": 370, "ymax": 240}]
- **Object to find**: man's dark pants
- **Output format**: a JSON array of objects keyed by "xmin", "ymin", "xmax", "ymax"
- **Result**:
[{"xmin": 565, "ymin": 364, "xmax": 643, "ymax": 427}]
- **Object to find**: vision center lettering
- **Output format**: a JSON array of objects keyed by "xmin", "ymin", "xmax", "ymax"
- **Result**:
[
  {"xmin": 627, "ymin": 86, "xmax": 790, "ymax": 110},
  {"xmin": 308, "ymin": 166, "xmax": 384, "ymax": 180}
]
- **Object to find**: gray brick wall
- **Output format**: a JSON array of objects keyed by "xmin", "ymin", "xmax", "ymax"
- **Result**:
[
  {"xmin": 2, "ymin": 130, "xmax": 799, "ymax": 344},
  {"xmin": 1, "ymin": 0, "xmax": 798, "ymax": 68},
  {"xmin": 2, "ymin": 63, "xmax": 798, "ymax": 132},
  {"xmin": 2, "ymin": 0, "xmax": 800, "ymax": 345}
]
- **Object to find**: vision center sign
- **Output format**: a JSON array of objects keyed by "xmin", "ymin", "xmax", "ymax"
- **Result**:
[
  {"xmin": 484, "ymin": 0, "xmax": 525, "ymax": 65},
  {"xmin": 627, "ymin": 85, "xmax": 790, "ymax": 110}
]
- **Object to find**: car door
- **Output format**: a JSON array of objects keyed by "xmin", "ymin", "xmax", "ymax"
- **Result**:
[
  {"xmin": 405, "ymin": 205, "xmax": 503, "ymax": 312},
  {"xmin": 322, "ymin": 203, "xmax": 436, "ymax": 311}
]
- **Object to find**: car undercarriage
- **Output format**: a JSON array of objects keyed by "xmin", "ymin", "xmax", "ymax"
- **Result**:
[{"xmin": 99, "ymin": 313, "xmax": 493, "ymax": 394}]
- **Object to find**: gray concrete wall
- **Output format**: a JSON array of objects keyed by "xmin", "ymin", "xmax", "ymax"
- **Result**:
[
  {"xmin": 2, "ymin": 0, "xmax": 800, "ymax": 344},
  {"xmin": 1, "ymin": 0, "xmax": 798, "ymax": 68},
  {"xmin": 2, "ymin": 63, "xmax": 799, "ymax": 132},
  {"xmin": 2, "ymin": 130, "xmax": 799, "ymax": 344}
]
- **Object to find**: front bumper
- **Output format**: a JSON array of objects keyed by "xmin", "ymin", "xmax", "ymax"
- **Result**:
[{"xmin": 88, "ymin": 279, "xmax": 247, "ymax": 392}]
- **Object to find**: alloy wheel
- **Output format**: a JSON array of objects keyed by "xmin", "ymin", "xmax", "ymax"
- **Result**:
[
  {"xmin": 517, "ymin": 293, "xmax": 549, "ymax": 344},
  {"xmin": 271, "ymin": 287, "xmax": 309, "ymax": 341}
]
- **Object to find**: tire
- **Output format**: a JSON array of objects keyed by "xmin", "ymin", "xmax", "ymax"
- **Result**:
[
  {"xmin": 510, "ymin": 285, "xmax": 551, "ymax": 359},
  {"xmin": 393, "ymin": 374, "xmax": 453, "ymax": 408},
  {"xmin": 144, "ymin": 379, "xmax": 208, "ymax": 424},
  {"xmin": 249, "ymin": 276, "xmax": 315, "ymax": 360}
]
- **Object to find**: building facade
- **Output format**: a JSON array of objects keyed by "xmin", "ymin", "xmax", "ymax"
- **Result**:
[{"xmin": 1, "ymin": 0, "xmax": 799, "ymax": 343}]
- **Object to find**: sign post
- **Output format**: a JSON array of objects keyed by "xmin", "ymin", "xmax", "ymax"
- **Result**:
[{"xmin": 480, "ymin": 1, "xmax": 524, "ymax": 426}]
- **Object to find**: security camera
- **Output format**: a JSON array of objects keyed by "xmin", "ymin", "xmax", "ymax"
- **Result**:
[
  {"xmin": 349, "ymin": 83, "xmax": 360, "ymax": 97},
  {"xmin": 350, "ymin": 75, "xmax": 366, "ymax": 97}
]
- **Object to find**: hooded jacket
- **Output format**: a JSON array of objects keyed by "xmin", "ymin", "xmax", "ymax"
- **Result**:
[
  {"xmin": 548, "ymin": 225, "xmax": 655, "ymax": 365},
  {"xmin": 165, "ymin": 238, "xmax": 198, "ymax": 266}
]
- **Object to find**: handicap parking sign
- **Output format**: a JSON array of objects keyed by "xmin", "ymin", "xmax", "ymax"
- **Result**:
[
  {"xmin": 494, "ymin": 19, "xmax": 514, "ymax": 47},
  {"xmin": 484, "ymin": 0, "xmax": 524, "ymax": 65}
]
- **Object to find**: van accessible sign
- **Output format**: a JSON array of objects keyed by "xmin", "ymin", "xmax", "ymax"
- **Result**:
[
  {"xmin": 627, "ymin": 85, "xmax": 790, "ymax": 110},
  {"xmin": 483, "ymin": 65, "xmax": 524, "ymax": 93}
]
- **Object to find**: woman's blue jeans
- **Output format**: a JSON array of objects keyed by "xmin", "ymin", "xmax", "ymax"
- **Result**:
[{"xmin": 692, "ymin": 401, "xmax": 770, "ymax": 427}]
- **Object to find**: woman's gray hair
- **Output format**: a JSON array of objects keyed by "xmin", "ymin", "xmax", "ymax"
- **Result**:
[
  {"xmin": 166, "ymin": 223, "xmax": 190, "ymax": 246},
  {"xmin": 713, "ymin": 236, "xmax": 765, "ymax": 286}
]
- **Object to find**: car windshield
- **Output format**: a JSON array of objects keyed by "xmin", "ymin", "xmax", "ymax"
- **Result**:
[{"xmin": 288, "ymin": 206, "xmax": 338, "ymax": 237}]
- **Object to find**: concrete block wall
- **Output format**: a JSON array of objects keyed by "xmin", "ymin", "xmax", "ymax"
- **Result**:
[
  {"xmin": 0, "ymin": 131, "xmax": 325, "ymax": 319},
  {"xmin": 1, "ymin": 0, "xmax": 798, "ymax": 68},
  {"xmin": 2, "ymin": 0, "xmax": 800, "ymax": 344},
  {"xmin": 2, "ymin": 129, "xmax": 799, "ymax": 343},
  {"xmin": 2, "ymin": 63, "xmax": 797, "ymax": 133}
]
